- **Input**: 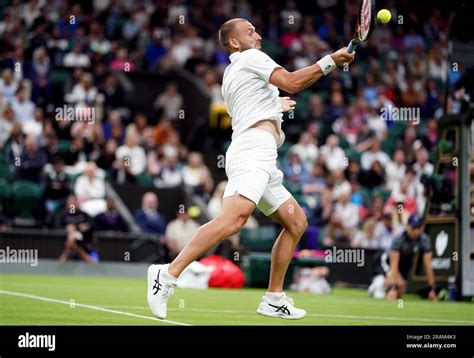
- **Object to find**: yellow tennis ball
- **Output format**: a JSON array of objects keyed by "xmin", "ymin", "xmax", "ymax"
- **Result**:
[{"xmin": 377, "ymin": 9, "xmax": 391, "ymax": 24}]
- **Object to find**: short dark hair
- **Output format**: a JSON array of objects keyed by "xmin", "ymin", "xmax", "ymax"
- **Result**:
[{"xmin": 218, "ymin": 18, "xmax": 247, "ymax": 51}]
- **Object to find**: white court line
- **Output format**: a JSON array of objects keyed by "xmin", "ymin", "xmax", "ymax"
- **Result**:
[
  {"xmin": 100, "ymin": 305, "xmax": 474, "ymax": 324},
  {"xmin": 0, "ymin": 290, "xmax": 191, "ymax": 326}
]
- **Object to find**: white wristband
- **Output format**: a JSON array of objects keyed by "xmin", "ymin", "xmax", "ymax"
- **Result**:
[{"xmin": 317, "ymin": 55, "xmax": 337, "ymax": 76}]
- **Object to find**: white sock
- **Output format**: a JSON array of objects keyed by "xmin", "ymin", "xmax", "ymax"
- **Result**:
[
  {"xmin": 265, "ymin": 292, "xmax": 284, "ymax": 302},
  {"xmin": 163, "ymin": 265, "xmax": 178, "ymax": 282}
]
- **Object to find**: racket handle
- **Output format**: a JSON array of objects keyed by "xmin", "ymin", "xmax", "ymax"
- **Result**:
[{"xmin": 347, "ymin": 41, "xmax": 357, "ymax": 53}]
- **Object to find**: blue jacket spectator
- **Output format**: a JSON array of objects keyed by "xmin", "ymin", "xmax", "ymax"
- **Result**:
[
  {"xmin": 18, "ymin": 135, "xmax": 48, "ymax": 183},
  {"xmin": 134, "ymin": 192, "xmax": 166, "ymax": 235}
]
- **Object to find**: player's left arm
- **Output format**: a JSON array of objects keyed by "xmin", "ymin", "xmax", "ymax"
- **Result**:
[{"xmin": 422, "ymin": 252, "xmax": 437, "ymax": 301}]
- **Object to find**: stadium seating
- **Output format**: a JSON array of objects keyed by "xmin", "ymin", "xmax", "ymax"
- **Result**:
[
  {"xmin": 0, "ymin": 163, "xmax": 14, "ymax": 183},
  {"xmin": 12, "ymin": 180, "xmax": 43, "ymax": 226},
  {"xmin": 240, "ymin": 226, "xmax": 277, "ymax": 252}
]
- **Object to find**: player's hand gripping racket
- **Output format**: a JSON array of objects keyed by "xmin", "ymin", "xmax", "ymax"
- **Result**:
[{"xmin": 347, "ymin": 0, "xmax": 375, "ymax": 53}]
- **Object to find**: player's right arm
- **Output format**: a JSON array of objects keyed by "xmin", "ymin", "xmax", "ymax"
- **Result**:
[
  {"xmin": 388, "ymin": 250, "xmax": 401, "ymax": 283},
  {"xmin": 269, "ymin": 47, "xmax": 355, "ymax": 94},
  {"xmin": 386, "ymin": 249, "xmax": 401, "ymax": 300}
]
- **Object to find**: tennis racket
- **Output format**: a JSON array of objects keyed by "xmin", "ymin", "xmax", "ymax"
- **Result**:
[{"xmin": 347, "ymin": 0, "xmax": 375, "ymax": 53}]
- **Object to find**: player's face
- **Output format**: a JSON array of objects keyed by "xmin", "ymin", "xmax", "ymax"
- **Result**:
[{"xmin": 234, "ymin": 21, "xmax": 262, "ymax": 51}]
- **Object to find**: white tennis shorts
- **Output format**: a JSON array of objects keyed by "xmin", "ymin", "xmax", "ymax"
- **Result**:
[{"xmin": 223, "ymin": 128, "xmax": 292, "ymax": 216}]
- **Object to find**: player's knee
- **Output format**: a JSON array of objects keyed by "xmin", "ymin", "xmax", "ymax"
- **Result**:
[
  {"xmin": 288, "ymin": 215, "xmax": 308, "ymax": 239},
  {"xmin": 228, "ymin": 215, "xmax": 249, "ymax": 236}
]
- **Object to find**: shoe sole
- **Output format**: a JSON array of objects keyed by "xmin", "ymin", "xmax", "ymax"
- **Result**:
[{"xmin": 256, "ymin": 308, "xmax": 306, "ymax": 320}]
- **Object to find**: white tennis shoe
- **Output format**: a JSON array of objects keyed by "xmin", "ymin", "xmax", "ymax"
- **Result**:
[
  {"xmin": 257, "ymin": 292, "xmax": 307, "ymax": 320},
  {"xmin": 147, "ymin": 264, "xmax": 177, "ymax": 319}
]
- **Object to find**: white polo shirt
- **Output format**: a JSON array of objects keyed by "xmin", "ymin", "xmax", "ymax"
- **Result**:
[{"xmin": 222, "ymin": 49, "xmax": 285, "ymax": 148}]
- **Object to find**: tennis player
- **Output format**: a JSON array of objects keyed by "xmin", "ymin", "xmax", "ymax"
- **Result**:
[{"xmin": 148, "ymin": 18, "xmax": 355, "ymax": 320}]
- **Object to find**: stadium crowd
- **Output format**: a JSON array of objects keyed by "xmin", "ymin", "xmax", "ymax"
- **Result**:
[{"xmin": 0, "ymin": 0, "xmax": 461, "ymax": 260}]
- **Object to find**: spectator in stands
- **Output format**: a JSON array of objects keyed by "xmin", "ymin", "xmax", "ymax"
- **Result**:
[
  {"xmin": 349, "ymin": 178, "xmax": 365, "ymax": 209},
  {"xmin": 413, "ymin": 147, "xmax": 434, "ymax": 180},
  {"xmin": 44, "ymin": 158, "xmax": 71, "ymax": 214},
  {"xmin": 58, "ymin": 195, "xmax": 97, "ymax": 264},
  {"xmin": 144, "ymin": 29, "xmax": 167, "ymax": 70},
  {"xmin": 102, "ymin": 110, "xmax": 124, "ymax": 143},
  {"xmin": 0, "ymin": 68, "xmax": 19, "ymax": 103},
  {"xmin": 323, "ymin": 183, "xmax": 359, "ymax": 247},
  {"xmin": 134, "ymin": 192, "xmax": 166, "ymax": 235},
  {"xmin": 385, "ymin": 177, "xmax": 417, "ymax": 227},
  {"xmin": 154, "ymin": 152, "xmax": 183, "ymax": 188},
  {"xmin": 344, "ymin": 158, "xmax": 361, "ymax": 183},
  {"xmin": 374, "ymin": 211, "xmax": 404, "ymax": 251},
  {"xmin": 115, "ymin": 130, "xmax": 147, "ymax": 183},
  {"xmin": 4, "ymin": 123, "xmax": 24, "ymax": 163},
  {"xmin": 74, "ymin": 161, "xmax": 107, "ymax": 217},
  {"xmin": 90, "ymin": 31, "xmax": 111, "ymax": 55},
  {"xmin": 352, "ymin": 216, "xmax": 379, "ymax": 249},
  {"xmin": 326, "ymin": 91, "xmax": 346, "ymax": 120},
  {"xmin": 94, "ymin": 198, "xmax": 127, "ymax": 232},
  {"xmin": 398, "ymin": 126, "xmax": 418, "ymax": 164},
  {"xmin": 0, "ymin": 106, "xmax": 14, "ymax": 149},
  {"xmin": 310, "ymin": 189, "xmax": 333, "ymax": 227},
  {"xmin": 360, "ymin": 139, "xmax": 391, "ymax": 171},
  {"xmin": 420, "ymin": 119, "xmax": 439, "ymax": 152},
  {"xmin": 31, "ymin": 47, "xmax": 52, "ymax": 105},
  {"xmin": 392, "ymin": 166, "xmax": 426, "ymax": 214},
  {"xmin": 203, "ymin": 70, "xmax": 224, "ymax": 104},
  {"xmin": 96, "ymin": 139, "xmax": 117, "ymax": 179},
  {"xmin": 153, "ymin": 117, "xmax": 176, "ymax": 146},
  {"xmin": 428, "ymin": 51, "xmax": 448, "ymax": 83},
  {"xmin": 23, "ymin": 107, "xmax": 44, "ymax": 139},
  {"xmin": 11, "ymin": 87, "xmax": 35, "ymax": 126},
  {"xmin": 358, "ymin": 160, "xmax": 385, "ymax": 190},
  {"xmin": 354, "ymin": 117, "xmax": 376, "ymax": 153},
  {"xmin": 332, "ymin": 105, "xmax": 360, "ymax": 146},
  {"xmin": 100, "ymin": 74, "xmax": 125, "ymax": 110},
  {"xmin": 165, "ymin": 208, "xmax": 200, "ymax": 258},
  {"xmin": 385, "ymin": 149, "xmax": 406, "ymax": 191},
  {"xmin": 319, "ymin": 135, "xmax": 346, "ymax": 173},
  {"xmin": 290, "ymin": 132, "xmax": 318, "ymax": 171},
  {"xmin": 17, "ymin": 135, "xmax": 48, "ymax": 182},
  {"xmin": 110, "ymin": 47, "xmax": 136, "ymax": 72},
  {"xmin": 306, "ymin": 95, "xmax": 330, "ymax": 123},
  {"xmin": 65, "ymin": 72, "xmax": 98, "ymax": 105},
  {"xmin": 283, "ymin": 151, "xmax": 307, "ymax": 186},
  {"xmin": 207, "ymin": 181, "xmax": 227, "ymax": 219},
  {"xmin": 182, "ymin": 152, "xmax": 213, "ymax": 197},
  {"xmin": 126, "ymin": 114, "xmax": 153, "ymax": 149},
  {"xmin": 61, "ymin": 137, "xmax": 88, "ymax": 168},
  {"xmin": 63, "ymin": 43, "xmax": 91, "ymax": 68},
  {"xmin": 301, "ymin": 162, "xmax": 327, "ymax": 206},
  {"xmin": 153, "ymin": 83, "xmax": 183, "ymax": 121}
]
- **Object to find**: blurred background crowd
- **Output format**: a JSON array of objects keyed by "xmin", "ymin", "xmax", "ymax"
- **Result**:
[{"xmin": 0, "ymin": 0, "xmax": 462, "ymax": 260}]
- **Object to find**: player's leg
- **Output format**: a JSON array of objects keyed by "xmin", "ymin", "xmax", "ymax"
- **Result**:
[
  {"xmin": 148, "ymin": 192, "xmax": 257, "ymax": 319},
  {"xmin": 255, "ymin": 171, "xmax": 308, "ymax": 319},
  {"xmin": 168, "ymin": 193, "xmax": 255, "ymax": 278},
  {"xmin": 267, "ymin": 196, "xmax": 308, "ymax": 292}
]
